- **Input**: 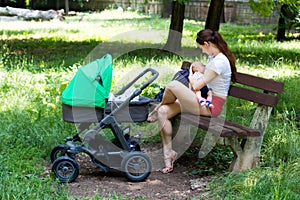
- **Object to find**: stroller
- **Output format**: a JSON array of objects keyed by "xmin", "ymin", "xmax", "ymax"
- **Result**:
[{"xmin": 50, "ymin": 54, "xmax": 159, "ymax": 183}]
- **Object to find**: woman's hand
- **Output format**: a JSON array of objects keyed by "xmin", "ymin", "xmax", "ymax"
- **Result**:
[{"xmin": 188, "ymin": 75, "xmax": 203, "ymax": 91}]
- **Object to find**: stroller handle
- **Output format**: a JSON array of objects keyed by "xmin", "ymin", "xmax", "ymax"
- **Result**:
[{"xmin": 116, "ymin": 68, "xmax": 159, "ymax": 97}]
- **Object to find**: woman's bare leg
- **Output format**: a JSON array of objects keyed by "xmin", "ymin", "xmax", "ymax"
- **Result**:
[
  {"xmin": 157, "ymin": 102, "xmax": 181, "ymax": 173},
  {"xmin": 156, "ymin": 81, "xmax": 211, "ymax": 173},
  {"xmin": 165, "ymin": 80, "xmax": 211, "ymax": 115},
  {"xmin": 147, "ymin": 81, "xmax": 179, "ymax": 122},
  {"xmin": 158, "ymin": 103, "xmax": 180, "ymax": 152}
]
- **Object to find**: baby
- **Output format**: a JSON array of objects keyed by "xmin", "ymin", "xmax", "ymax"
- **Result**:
[{"xmin": 190, "ymin": 63, "xmax": 214, "ymax": 108}]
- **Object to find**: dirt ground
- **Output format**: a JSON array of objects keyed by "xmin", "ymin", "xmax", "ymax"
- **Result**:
[{"xmin": 59, "ymin": 143, "xmax": 217, "ymax": 200}]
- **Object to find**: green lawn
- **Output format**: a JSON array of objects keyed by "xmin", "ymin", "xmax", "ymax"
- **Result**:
[{"xmin": 0, "ymin": 10, "xmax": 299, "ymax": 200}]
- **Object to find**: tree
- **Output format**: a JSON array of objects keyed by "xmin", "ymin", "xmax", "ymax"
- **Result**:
[
  {"xmin": 65, "ymin": 0, "xmax": 69, "ymax": 15},
  {"xmin": 163, "ymin": 0, "xmax": 185, "ymax": 52},
  {"xmin": 277, "ymin": 4, "xmax": 290, "ymax": 40},
  {"xmin": 277, "ymin": 3, "xmax": 299, "ymax": 41},
  {"xmin": 205, "ymin": 0, "xmax": 225, "ymax": 31},
  {"xmin": 163, "ymin": 0, "xmax": 227, "ymax": 52},
  {"xmin": 249, "ymin": 0, "xmax": 300, "ymax": 41}
]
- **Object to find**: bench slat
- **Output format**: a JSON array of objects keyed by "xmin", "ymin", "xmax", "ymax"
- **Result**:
[
  {"xmin": 221, "ymin": 119, "xmax": 260, "ymax": 137},
  {"xmin": 180, "ymin": 114, "xmax": 260, "ymax": 137},
  {"xmin": 234, "ymin": 72, "xmax": 284, "ymax": 94},
  {"xmin": 229, "ymin": 85, "xmax": 279, "ymax": 107},
  {"xmin": 180, "ymin": 114, "xmax": 235, "ymax": 136}
]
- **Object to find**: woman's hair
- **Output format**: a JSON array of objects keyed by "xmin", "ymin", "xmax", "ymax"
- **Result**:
[{"xmin": 196, "ymin": 29, "xmax": 236, "ymax": 82}]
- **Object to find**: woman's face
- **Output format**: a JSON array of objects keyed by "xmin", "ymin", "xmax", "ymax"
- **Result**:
[{"xmin": 197, "ymin": 42, "xmax": 210, "ymax": 55}]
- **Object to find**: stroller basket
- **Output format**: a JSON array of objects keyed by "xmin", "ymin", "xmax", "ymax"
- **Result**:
[
  {"xmin": 62, "ymin": 104, "xmax": 104, "ymax": 123},
  {"xmin": 105, "ymin": 96, "xmax": 153, "ymax": 122},
  {"xmin": 61, "ymin": 54, "xmax": 157, "ymax": 123},
  {"xmin": 62, "ymin": 96, "xmax": 152, "ymax": 123}
]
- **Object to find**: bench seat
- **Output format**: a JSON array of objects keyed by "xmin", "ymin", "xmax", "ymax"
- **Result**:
[{"xmin": 180, "ymin": 114, "xmax": 260, "ymax": 137}]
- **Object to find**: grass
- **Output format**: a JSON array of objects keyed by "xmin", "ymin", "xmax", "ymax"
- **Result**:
[
  {"xmin": 1, "ymin": 10, "xmax": 300, "ymax": 199},
  {"xmin": 209, "ymin": 158, "xmax": 300, "ymax": 199}
]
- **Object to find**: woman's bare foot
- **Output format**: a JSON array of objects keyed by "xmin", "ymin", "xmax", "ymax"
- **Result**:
[
  {"xmin": 147, "ymin": 103, "xmax": 161, "ymax": 123},
  {"xmin": 147, "ymin": 109, "xmax": 158, "ymax": 122},
  {"xmin": 161, "ymin": 150, "xmax": 177, "ymax": 174}
]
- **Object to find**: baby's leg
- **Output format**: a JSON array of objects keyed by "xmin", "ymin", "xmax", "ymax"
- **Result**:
[
  {"xmin": 196, "ymin": 91, "xmax": 206, "ymax": 106},
  {"xmin": 206, "ymin": 90, "xmax": 214, "ymax": 108},
  {"xmin": 206, "ymin": 90, "xmax": 212, "ymax": 102}
]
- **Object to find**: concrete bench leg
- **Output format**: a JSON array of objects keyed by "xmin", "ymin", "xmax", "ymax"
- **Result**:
[{"xmin": 227, "ymin": 105, "xmax": 273, "ymax": 171}]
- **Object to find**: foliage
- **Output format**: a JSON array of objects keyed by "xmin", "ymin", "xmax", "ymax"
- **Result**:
[
  {"xmin": 249, "ymin": 0, "xmax": 277, "ymax": 17},
  {"xmin": 0, "ymin": 10, "xmax": 300, "ymax": 199},
  {"xmin": 286, "ymin": 5, "xmax": 300, "ymax": 31},
  {"xmin": 249, "ymin": 0, "xmax": 300, "ymax": 17},
  {"xmin": 249, "ymin": 0, "xmax": 300, "ymax": 36}
]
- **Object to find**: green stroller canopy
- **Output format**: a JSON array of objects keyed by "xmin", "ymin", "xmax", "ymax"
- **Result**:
[{"xmin": 62, "ymin": 54, "xmax": 113, "ymax": 108}]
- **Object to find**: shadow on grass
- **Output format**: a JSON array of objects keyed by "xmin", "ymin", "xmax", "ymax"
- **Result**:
[{"xmin": 1, "ymin": 36, "xmax": 299, "ymax": 72}]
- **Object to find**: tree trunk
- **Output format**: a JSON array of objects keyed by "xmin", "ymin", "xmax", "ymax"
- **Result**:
[
  {"xmin": 65, "ymin": 0, "xmax": 69, "ymax": 15},
  {"xmin": 0, "ymin": 6, "xmax": 64, "ymax": 21},
  {"xmin": 220, "ymin": 5, "xmax": 225, "ymax": 23},
  {"xmin": 205, "ymin": 0, "xmax": 225, "ymax": 31},
  {"xmin": 276, "ymin": 4, "xmax": 297, "ymax": 41},
  {"xmin": 163, "ymin": 1, "xmax": 185, "ymax": 52},
  {"xmin": 277, "ymin": 5, "xmax": 288, "ymax": 41},
  {"xmin": 56, "ymin": 0, "xmax": 60, "ymax": 10}
]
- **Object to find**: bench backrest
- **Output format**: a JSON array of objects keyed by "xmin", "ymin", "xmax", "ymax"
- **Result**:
[{"xmin": 181, "ymin": 61, "xmax": 284, "ymax": 107}]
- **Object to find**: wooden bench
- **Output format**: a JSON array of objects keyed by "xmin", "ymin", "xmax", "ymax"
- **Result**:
[{"xmin": 174, "ymin": 61, "xmax": 284, "ymax": 172}]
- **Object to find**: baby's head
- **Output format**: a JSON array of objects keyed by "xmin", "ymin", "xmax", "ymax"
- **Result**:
[{"xmin": 192, "ymin": 64, "xmax": 205, "ymax": 74}]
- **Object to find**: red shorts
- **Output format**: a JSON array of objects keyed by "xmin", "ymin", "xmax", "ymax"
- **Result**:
[{"xmin": 210, "ymin": 96, "xmax": 226, "ymax": 116}]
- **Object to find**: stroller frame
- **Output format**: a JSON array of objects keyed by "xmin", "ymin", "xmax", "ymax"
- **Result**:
[{"xmin": 51, "ymin": 68, "xmax": 159, "ymax": 183}]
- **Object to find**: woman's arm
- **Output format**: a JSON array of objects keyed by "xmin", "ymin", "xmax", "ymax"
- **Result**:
[{"xmin": 189, "ymin": 68, "xmax": 218, "ymax": 91}]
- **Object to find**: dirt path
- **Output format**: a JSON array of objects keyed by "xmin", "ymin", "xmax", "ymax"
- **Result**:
[
  {"xmin": 65, "ymin": 144, "xmax": 216, "ymax": 199},
  {"xmin": 69, "ymin": 166, "xmax": 214, "ymax": 199}
]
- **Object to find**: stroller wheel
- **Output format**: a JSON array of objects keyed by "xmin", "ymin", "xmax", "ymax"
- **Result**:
[
  {"xmin": 52, "ymin": 156, "xmax": 79, "ymax": 183},
  {"xmin": 50, "ymin": 144, "xmax": 72, "ymax": 163},
  {"xmin": 121, "ymin": 152, "xmax": 152, "ymax": 182}
]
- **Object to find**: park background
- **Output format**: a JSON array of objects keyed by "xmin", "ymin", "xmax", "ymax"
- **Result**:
[{"xmin": 0, "ymin": 0, "xmax": 300, "ymax": 199}]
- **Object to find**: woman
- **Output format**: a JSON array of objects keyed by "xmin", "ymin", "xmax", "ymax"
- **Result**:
[{"xmin": 148, "ymin": 29, "xmax": 236, "ymax": 174}]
